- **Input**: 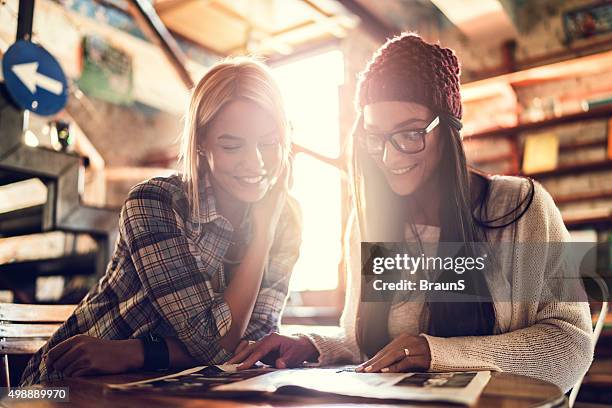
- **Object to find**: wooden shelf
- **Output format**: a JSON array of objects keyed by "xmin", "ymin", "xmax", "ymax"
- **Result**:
[
  {"xmin": 522, "ymin": 160, "xmax": 612, "ymax": 179},
  {"xmin": 462, "ymin": 49, "xmax": 612, "ymax": 101},
  {"xmin": 564, "ymin": 215, "xmax": 612, "ymax": 229},
  {"xmin": 469, "ymin": 152, "xmax": 514, "ymax": 165},
  {"xmin": 469, "ymin": 139, "xmax": 606, "ymax": 173},
  {"xmin": 463, "ymin": 105, "xmax": 612, "ymax": 140},
  {"xmin": 554, "ymin": 190, "xmax": 612, "ymax": 205},
  {"xmin": 559, "ymin": 139, "xmax": 607, "ymax": 152}
]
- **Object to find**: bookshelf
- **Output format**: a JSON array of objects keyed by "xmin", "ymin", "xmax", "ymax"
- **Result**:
[
  {"xmin": 461, "ymin": 43, "xmax": 612, "ymax": 407},
  {"xmin": 463, "ymin": 105, "xmax": 612, "ymax": 141},
  {"xmin": 461, "ymin": 56, "xmax": 612, "ymax": 233}
]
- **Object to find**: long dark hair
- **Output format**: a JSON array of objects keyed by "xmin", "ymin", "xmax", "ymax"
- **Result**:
[{"xmin": 351, "ymin": 114, "xmax": 533, "ymax": 357}]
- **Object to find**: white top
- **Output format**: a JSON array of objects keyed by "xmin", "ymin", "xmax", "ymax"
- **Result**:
[
  {"xmin": 304, "ymin": 175, "xmax": 594, "ymax": 393},
  {"xmin": 387, "ymin": 224, "xmax": 439, "ymax": 339}
]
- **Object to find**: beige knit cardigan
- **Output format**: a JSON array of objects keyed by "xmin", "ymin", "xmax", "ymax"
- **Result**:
[{"xmin": 304, "ymin": 176, "xmax": 594, "ymax": 393}]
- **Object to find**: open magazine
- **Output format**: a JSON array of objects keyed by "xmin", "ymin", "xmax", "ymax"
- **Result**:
[{"xmin": 108, "ymin": 364, "xmax": 491, "ymax": 406}]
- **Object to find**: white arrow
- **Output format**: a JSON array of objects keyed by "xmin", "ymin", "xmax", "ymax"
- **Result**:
[{"xmin": 11, "ymin": 61, "xmax": 63, "ymax": 95}]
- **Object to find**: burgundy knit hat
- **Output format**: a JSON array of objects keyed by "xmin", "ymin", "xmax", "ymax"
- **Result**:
[{"xmin": 357, "ymin": 33, "xmax": 463, "ymax": 125}]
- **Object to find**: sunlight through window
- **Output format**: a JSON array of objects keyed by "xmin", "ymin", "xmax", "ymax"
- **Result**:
[{"xmin": 273, "ymin": 49, "xmax": 345, "ymax": 291}]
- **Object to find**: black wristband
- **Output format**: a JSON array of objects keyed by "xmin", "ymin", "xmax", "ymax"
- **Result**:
[{"xmin": 142, "ymin": 333, "xmax": 170, "ymax": 371}]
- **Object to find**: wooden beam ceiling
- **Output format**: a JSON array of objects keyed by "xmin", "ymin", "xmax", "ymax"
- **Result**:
[{"xmin": 153, "ymin": 0, "xmax": 357, "ymax": 56}]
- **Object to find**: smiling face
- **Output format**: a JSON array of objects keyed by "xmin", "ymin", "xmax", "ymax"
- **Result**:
[
  {"xmin": 362, "ymin": 101, "xmax": 443, "ymax": 196},
  {"xmin": 202, "ymin": 99, "xmax": 282, "ymax": 203}
]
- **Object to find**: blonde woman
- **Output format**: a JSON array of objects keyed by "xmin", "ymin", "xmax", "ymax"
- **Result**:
[{"xmin": 20, "ymin": 57, "xmax": 301, "ymax": 385}]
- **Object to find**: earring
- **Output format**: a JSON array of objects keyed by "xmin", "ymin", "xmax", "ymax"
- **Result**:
[{"xmin": 197, "ymin": 147, "xmax": 205, "ymax": 156}]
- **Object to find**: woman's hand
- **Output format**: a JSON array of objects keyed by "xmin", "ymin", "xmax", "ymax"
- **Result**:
[
  {"xmin": 356, "ymin": 334, "xmax": 431, "ymax": 373},
  {"xmin": 250, "ymin": 163, "xmax": 289, "ymax": 241},
  {"xmin": 227, "ymin": 332, "xmax": 319, "ymax": 369},
  {"xmin": 44, "ymin": 335, "xmax": 144, "ymax": 378},
  {"xmin": 234, "ymin": 339, "xmax": 254, "ymax": 355}
]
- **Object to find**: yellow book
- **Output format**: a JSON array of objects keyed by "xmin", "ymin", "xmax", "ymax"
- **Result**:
[{"xmin": 522, "ymin": 132, "xmax": 559, "ymax": 174}]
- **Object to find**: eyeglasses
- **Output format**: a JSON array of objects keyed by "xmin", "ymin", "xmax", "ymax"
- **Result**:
[{"xmin": 361, "ymin": 116, "xmax": 440, "ymax": 155}]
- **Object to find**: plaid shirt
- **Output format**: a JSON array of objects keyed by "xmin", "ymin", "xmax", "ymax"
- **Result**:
[{"xmin": 21, "ymin": 174, "xmax": 301, "ymax": 385}]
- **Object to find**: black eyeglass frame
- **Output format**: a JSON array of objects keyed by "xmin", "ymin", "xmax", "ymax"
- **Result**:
[{"xmin": 361, "ymin": 115, "xmax": 441, "ymax": 155}]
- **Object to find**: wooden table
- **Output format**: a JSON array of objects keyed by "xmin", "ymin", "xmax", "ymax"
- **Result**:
[{"xmin": 1, "ymin": 371, "xmax": 566, "ymax": 408}]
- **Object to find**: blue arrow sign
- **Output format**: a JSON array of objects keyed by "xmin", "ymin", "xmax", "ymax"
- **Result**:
[{"xmin": 2, "ymin": 40, "xmax": 68, "ymax": 116}]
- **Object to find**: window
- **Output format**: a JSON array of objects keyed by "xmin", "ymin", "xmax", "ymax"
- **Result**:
[{"xmin": 273, "ymin": 49, "xmax": 345, "ymax": 293}]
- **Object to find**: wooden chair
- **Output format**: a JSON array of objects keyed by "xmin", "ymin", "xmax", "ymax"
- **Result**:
[
  {"xmin": 0, "ymin": 303, "xmax": 76, "ymax": 387},
  {"xmin": 568, "ymin": 299, "xmax": 609, "ymax": 407}
]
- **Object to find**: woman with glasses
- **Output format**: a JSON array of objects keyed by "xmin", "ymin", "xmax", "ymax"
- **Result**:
[
  {"xmin": 21, "ymin": 57, "xmax": 301, "ymax": 385},
  {"xmin": 230, "ymin": 33, "xmax": 593, "ymax": 392}
]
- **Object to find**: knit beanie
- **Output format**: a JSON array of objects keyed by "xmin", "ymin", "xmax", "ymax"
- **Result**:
[{"xmin": 357, "ymin": 33, "xmax": 463, "ymax": 125}]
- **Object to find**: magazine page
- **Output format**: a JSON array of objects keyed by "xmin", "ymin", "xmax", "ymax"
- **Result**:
[
  {"xmin": 109, "ymin": 364, "xmax": 490, "ymax": 405},
  {"xmin": 215, "ymin": 367, "xmax": 491, "ymax": 406},
  {"xmin": 107, "ymin": 364, "xmax": 273, "ymax": 393}
]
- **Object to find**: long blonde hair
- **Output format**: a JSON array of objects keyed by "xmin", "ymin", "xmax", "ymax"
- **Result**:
[{"xmin": 178, "ymin": 56, "xmax": 290, "ymax": 222}]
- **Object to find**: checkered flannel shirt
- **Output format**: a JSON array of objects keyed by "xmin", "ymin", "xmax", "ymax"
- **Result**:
[{"xmin": 21, "ymin": 173, "xmax": 301, "ymax": 385}]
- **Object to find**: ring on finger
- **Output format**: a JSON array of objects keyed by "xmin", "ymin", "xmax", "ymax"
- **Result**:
[{"xmin": 403, "ymin": 348, "xmax": 410, "ymax": 357}]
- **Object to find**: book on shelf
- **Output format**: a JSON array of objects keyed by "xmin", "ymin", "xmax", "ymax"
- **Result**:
[{"xmin": 522, "ymin": 132, "xmax": 559, "ymax": 174}]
